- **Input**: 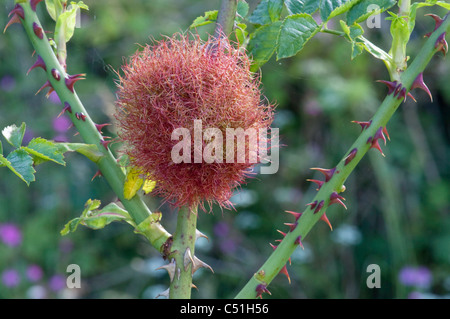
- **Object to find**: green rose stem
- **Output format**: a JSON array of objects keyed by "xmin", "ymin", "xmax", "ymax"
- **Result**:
[
  {"xmin": 166, "ymin": 0, "xmax": 239, "ymax": 299},
  {"xmin": 168, "ymin": 205, "xmax": 198, "ymax": 299},
  {"xmin": 15, "ymin": 2, "xmax": 171, "ymax": 252},
  {"xmin": 235, "ymin": 12, "xmax": 449, "ymax": 299},
  {"xmin": 214, "ymin": 0, "xmax": 238, "ymax": 38}
]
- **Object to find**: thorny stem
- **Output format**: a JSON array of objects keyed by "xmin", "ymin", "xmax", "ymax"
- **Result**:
[
  {"xmin": 214, "ymin": 0, "xmax": 238, "ymax": 38},
  {"xmin": 16, "ymin": 2, "xmax": 171, "ymax": 252},
  {"xmin": 169, "ymin": 205, "xmax": 198, "ymax": 299},
  {"xmin": 235, "ymin": 12, "xmax": 449, "ymax": 299}
]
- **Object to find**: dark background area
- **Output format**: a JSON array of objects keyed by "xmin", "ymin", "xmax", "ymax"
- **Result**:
[{"xmin": 0, "ymin": 0, "xmax": 449, "ymax": 298}]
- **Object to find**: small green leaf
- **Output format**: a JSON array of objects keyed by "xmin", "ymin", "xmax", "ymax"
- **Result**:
[
  {"xmin": 359, "ymin": 35, "xmax": 393, "ymax": 63},
  {"xmin": 55, "ymin": 142, "xmax": 104, "ymax": 163},
  {"xmin": 285, "ymin": 0, "xmax": 320, "ymax": 15},
  {"xmin": 61, "ymin": 199, "xmax": 133, "ymax": 235},
  {"xmin": 320, "ymin": 0, "xmax": 361, "ymax": 22},
  {"xmin": 249, "ymin": 0, "xmax": 283, "ymax": 25},
  {"xmin": 54, "ymin": 2, "xmax": 88, "ymax": 44},
  {"xmin": 124, "ymin": 167, "xmax": 145, "ymax": 200},
  {"xmin": 45, "ymin": 0, "xmax": 64, "ymax": 21},
  {"xmin": 2, "ymin": 122, "xmax": 26, "ymax": 148},
  {"xmin": 190, "ymin": 10, "xmax": 218, "ymax": 29},
  {"xmin": 22, "ymin": 137, "xmax": 65, "ymax": 166},
  {"xmin": 237, "ymin": 1, "xmax": 249, "ymax": 19},
  {"xmin": 276, "ymin": 14, "xmax": 320, "ymax": 60},
  {"xmin": 340, "ymin": 20, "xmax": 365, "ymax": 59},
  {"xmin": 0, "ymin": 140, "xmax": 3, "ymax": 156},
  {"xmin": 235, "ymin": 23, "xmax": 248, "ymax": 45},
  {"xmin": 4, "ymin": 149, "xmax": 35, "ymax": 185},
  {"xmin": 347, "ymin": 0, "xmax": 397, "ymax": 25},
  {"xmin": 247, "ymin": 21, "xmax": 283, "ymax": 70}
]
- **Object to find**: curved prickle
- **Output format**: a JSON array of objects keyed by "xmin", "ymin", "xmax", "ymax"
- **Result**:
[
  {"xmin": 435, "ymin": 32, "xmax": 448, "ymax": 56},
  {"xmin": 191, "ymin": 255, "xmax": 214, "ymax": 274},
  {"xmin": 65, "ymin": 74, "xmax": 86, "ymax": 93},
  {"xmin": 306, "ymin": 179, "xmax": 324, "ymax": 190},
  {"xmin": 310, "ymin": 167, "xmax": 336, "ymax": 182},
  {"xmin": 156, "ymin": 259, "xmax": 176, "ymax": 282},
  {"xmin": 255, "ymin": 284, "xmax": 271, "ymax": 299},
  {"xmin": 424, "ymin": 14, "xmax": 444, "ymax": 38},
  {"xmin": 320, "ymin": 213, "xmax": 333, "ymax": 231},
  {"xmin": 30, "ymin": 0, "xmax": 44, "ymax": 12},
  {"xmin": 376, "ymin": 80, "xmax": 398, "ymax": 95},
  {"xmin": 410, "ymin": 73, "xmax": 433, "ymax": 102},
  {"xmin": 27, "ymin": 55, "xmax": 47, "ymax": 74},
  {"xmin": 313, "ymin": 200, "xmax": 324, "ymax": 214},
  {"xmin": 329, "ymin": 192, "xmax": 347, "ymax": 210}
]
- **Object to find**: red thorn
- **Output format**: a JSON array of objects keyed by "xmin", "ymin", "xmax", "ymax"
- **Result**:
[
  {"xmin": 314, "ymin": 200, "xmax": 324, "ymax": 214},
  {"xmin": 424, "ymin": 14, "xmax": 444, "ymax": 38},
  {"xmin": 306, "ymin": 200, "xmax": 318, "ymax": 210},
  {"xmin": 285, "ymin": 210, "xmax": 302, "ymax": 221},
  {"xmin": 65, "ymin": 74, "xmax": 86, "ymax": 93},
  {"xmin": 295, "ymin": 236, "xmax": 304, "ymax": 249},
  {"xmin": 374, "ymin": 127, "xmax": 386, "ymax": 145},
  {"xmin": 30, "ymin": 0, "xmax": 44, "ymax": 11},
  {"xmin": 27, "ymin": 55, "xmax": 47, "ymax": 75},
  {"xmin": 91, "ymin": 170, "xmax": 103, "ymax": 181},
  {"xmin": 383, "ymin": 126, "xmax": 390, "ymax": 141},
  {"xmin": 57, "ymin": 102, "xmax": 72, "ymax": 118},
  {"xmin": 255, "ymin": 284, "xmax": 271, "ymax": 299},
  {"xmin": 370, "ymin": 138, "xmax": 385, "ymax": 157},
  {"xmin": 407, "ymin": 92, "xmax": 417, "ymax": 102},
  {"xmin": 306, "ymin": 179, "xmax": 324, "ymax": 191},
  {"xmin": 320, "ymin": 213, "xmax": 333, "ymax": 231},
  {"xmin": 75, "ymin": 112, "xmax": 87, "ymax": 121},
  {"xmin": 9, "ymin": 4, "xmax": 25, "ymax": 19},
  {"xmin": 4, "ymin": 14, "xmax": 22, "ymax": 33},
  {"xmin": 397, "ymin": 87, "xmax": 407, "ymax": 102},
  {"xmin": 33, "ymin": 22, "xmax": 44, "ymax": 39},
  {"xmin": 277, "ymin": 230, "xmax": 287, "ymax": 237},
  {"xmin": 344, "ymin": 148, "xmax": 357, "ymax": 166},
  {"xmin": 279, "ymin": 265, "xmax": 291, "ymax": 284},
  {"xmin": 435, "ymin": 32, "xmax": 448, "ymax": 56},
  {"xmin": 329, "ymin": 192, "xmax": 347, "ymax": 210},
  {"xmin": 95, "ymin": 123, "xmax": 112, "ymax": 134},
  {"xmin": 35, "ymin": 80, "xmax": 53, "ymax": 95},
  {"xmin": 351, "ymin": 120, "xmax": 372, "ymax": 131},
  {"xmin": 51, "ymin": 68, "xmax": 61, "ymax": 81},
  {"xmin": 284, "ymin": 222, "xmax": 298, "ymax": 232},
  {"xmin": 310, "ymin": 167, "xmax": 336, "ymax": 182},
  {"xmin": 100, "ymin": 138, "xmax": 114, "ymax": 150},
  {"xmin": 376, "ymin": 80, "xmax": 398, "ymax": 95},
  {"xmin": 411, "ymin": 73, "xmax": 433, "ymax": 102}
]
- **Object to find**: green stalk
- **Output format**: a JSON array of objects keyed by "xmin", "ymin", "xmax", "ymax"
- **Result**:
[
  {"xmin": 214, "ymin": 0, "xmax": 238, "ymax": 38},
  {"xmin": 235, "ymin": 13, "xmax": 449, "ymax": 299},
  {"xmin": 17, "ymin": 2, "xmax": 171, "ymax": 252},
  {"xmin": 169, "ymin": 205, "xmax": 198, "ymax": 299}
]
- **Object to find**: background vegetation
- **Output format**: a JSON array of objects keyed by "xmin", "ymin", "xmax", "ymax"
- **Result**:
[{"xmin": 0, "ymin": 0, "xmax": 449, "ymax": 298}]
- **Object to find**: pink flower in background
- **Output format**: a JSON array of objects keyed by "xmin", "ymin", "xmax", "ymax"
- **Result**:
[
  {"xmin": 2, "ymin": 269, "xmax": 20, "ymax": 287},
  {"xmin": 0, "ymin": 223, "xmax": 22, "ymax": 247},
  {"xmin": 27, "ymin": 264, "xmax": 44, "ymax": 282},
  {"xmin": 49, "ymin": 274, "xmax": 65, "ymax": 292},
  {"xmin": 398, "ymin": 266, "xmax": 432, "ymax": 289}
]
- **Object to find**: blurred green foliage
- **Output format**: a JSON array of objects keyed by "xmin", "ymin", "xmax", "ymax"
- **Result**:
[{"xmin": 0, "ymin": 1, "xmax": 449, "ymax": 299}]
